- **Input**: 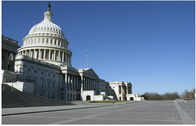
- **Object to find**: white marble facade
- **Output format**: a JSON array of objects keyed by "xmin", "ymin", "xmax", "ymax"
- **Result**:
[
  {"xmin": 4, "ymin": 4, "xmax": 143, "ymax": 101},
  {"xmin": 109, "ymin": 82, "xmax": 133, "ymax": 101}
]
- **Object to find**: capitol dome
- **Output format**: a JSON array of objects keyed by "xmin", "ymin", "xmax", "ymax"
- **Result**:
[
  {"xmin": 28, "ymin": 20, "xmax": 64, "ymax": 38},
  {"xmin": 18, "ymin": 4, "xmax": 72, "ymax": 67}
]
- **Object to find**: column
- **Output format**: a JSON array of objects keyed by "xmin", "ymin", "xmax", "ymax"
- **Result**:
[
  {"xmin": 72, "ymin": 75, "xmax": 74, "ymax": 89},
  {"xmin": 29, "ymin": 50, "xmax": 32, "ymax": 57},
  {"xmin": 31, "ymin": 50, "xmax": 33, "ymax": 58},
  {"xmin": 81, "ymin": 76, "xmax": 84, "ymax": 91},
  {"xmin": 62, "ymin": 52, "xmax": 65, "ymax": 62},
  {"xmin": 33, "ymin": 49, "xmax": 36, "ymax": 58},
  {"xmin": 71, "ymin": 75, "xmax": 72, "ymax": 89},
  {"xmin": 74, "ymin": 76, "xmax": 76, "ymax": 89},
  {"xmin": 68, "ymin": 75, "xmax": 70, "ymax": 89},
  {"xmin": 39, "ymin": 49, "xmax": 41, "ymax": 59},
  {"xmin": 43, "ymin": 49, "xmax": 46, "ymax": 59},
  {"xmin": 36, "ymin": 50, "xmax": 39, "ymax": 59},
  {"xmin": 65, "ymin": 74, "xmax": 68, "ymax": 89},
  {"xmin": 70, "ymin": 75, "xmax": 72, "ymax": 89},
  {"xmin": 71, "ymin": 75, "xmax": 73, "ymax": 89},
  {"xmin": 54, "ymin": 50, "xmax": 56, "ymax": 60}
]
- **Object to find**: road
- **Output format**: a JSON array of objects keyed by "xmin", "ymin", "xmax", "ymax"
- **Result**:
[{"xmin": 2, "ymin": 100, "xmax": 195, "ymax": 124}]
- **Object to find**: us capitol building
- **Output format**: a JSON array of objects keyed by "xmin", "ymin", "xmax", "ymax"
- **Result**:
[{"xmin": 1, "ymin": 4, "xmax": 143, "ymax": 101}]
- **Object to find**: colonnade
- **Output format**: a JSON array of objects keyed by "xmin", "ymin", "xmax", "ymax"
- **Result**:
[
  {"xmin": 64, "ymin": 74, "xmax": 81, "ymax": 101},
  {"xmin": 65, "ymin": 74, "xmax": 81, "ymax": 90},
  {"xmin": 19, "ymin": 49, "xmax": 71, "ymax": 63},
  {"xmin": 83, "ymin": 77, "xmax": 98, "ymax": 90},
  {"xmin": 64, "ymin": 74, "xmax": 98, "ymax": 101}
]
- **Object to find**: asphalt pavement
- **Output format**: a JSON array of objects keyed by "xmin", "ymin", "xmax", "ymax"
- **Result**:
[{"xmin": 2, "ymin": 100, "xmax": 195, "ymax": 124}]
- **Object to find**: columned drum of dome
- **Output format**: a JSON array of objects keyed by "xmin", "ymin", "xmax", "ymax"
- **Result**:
[{"xmin": 18, "ymin": 4, "xmax": 72, "ymax": 66}]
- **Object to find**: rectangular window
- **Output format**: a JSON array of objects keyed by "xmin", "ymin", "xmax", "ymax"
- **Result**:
[{"xmin": 119, "ymin": 86, "xmax": 121, "ymax": 94}]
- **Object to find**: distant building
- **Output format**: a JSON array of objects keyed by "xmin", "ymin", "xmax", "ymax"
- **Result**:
[{"xmin": 1, "ymin": 4, "xmax": 143, "ymax": 101}]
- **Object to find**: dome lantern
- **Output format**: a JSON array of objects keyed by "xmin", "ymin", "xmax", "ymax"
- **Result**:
[{"xmin": 44, "ymin": 3, "xmax": 53, "ymax": 22}]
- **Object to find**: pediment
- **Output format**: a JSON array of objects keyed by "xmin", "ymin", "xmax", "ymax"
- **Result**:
[{"xmin": 80, "ymin": 68, "xmax": 99, "ymax": 78}]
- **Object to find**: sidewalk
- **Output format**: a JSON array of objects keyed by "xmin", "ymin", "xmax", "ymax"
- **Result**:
[{"xmin": 2, "ymin": 103, "xmax": 115, "ymax": 116}]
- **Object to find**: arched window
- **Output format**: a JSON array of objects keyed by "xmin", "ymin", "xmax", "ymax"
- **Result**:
[
  {"xmin": 86, "ymin": 95, "xmax": 91, "ymax": 101},
  {"xmin": 130, "ymin": 97, "xmax": 134, "ymax": 101}
]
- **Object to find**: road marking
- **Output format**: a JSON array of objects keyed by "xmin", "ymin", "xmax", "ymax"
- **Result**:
[
  {"xmin": 174, "ymin": 100, "xmax": 194, "ymax": 124},
  {"xmin": 51, "ymin": 101, "xmax": 153, "ymax": 124}
]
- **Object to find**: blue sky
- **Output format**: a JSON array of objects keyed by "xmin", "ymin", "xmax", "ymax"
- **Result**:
[{"xmin": 2, "ymin": 1, "xmax": 195, "ymax": 94}]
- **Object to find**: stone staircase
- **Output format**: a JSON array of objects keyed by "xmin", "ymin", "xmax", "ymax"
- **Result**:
[{"xmin": 2, "ymin": 84, "xmax": 74, "ymax": 108}]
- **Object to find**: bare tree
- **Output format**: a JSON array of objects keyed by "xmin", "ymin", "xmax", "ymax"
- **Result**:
[{"xmin": 181, "ymin": 89, "xmax": 195, "ymax": 100}]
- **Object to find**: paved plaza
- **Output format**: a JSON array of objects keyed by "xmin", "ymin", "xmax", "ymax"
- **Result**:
[{"xmin": 2, "ymin": 100, "xmax": 195, "ymax": 124}]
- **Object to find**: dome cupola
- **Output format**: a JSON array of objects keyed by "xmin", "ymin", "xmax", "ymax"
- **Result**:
[
  {"xmin": 27, "ymin": 3, "xmax": 64, "ymax": 38},
  {"xmin": 18, "ymin": 3, "xmax": 72, "ymax": 67}
]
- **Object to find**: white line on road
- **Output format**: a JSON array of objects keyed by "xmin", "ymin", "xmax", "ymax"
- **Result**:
[{"xmin": 174, "ymin": 100, "xmax": 194, "ymax": 124}]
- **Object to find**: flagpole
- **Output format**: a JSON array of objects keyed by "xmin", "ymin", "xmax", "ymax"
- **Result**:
[{"xmin": 86, "ymin": 54, "xmax": 89, "ymax": 68}]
